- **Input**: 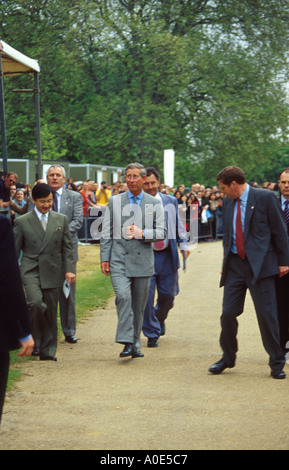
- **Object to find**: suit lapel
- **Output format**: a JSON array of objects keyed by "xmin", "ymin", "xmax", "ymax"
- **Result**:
[
  {"xmin": 29, "ymin": 210, "xmax": 45, "ymax": 242},
  {"xmin": 244, "ymin": 186, "xmax": 255, "ymax": 242}
]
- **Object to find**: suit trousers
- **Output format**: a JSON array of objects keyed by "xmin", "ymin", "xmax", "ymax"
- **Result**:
[
  {"xmin": 275, "ymin": 274, "xmax": 289, "ymax": 353},
  {"xmin": 59, "ymin": 280, "xmax": 76, "ymax": 337},
  {"xmin": 0, "ymin": 351, "xmax": 9, "ymax": 424},
  {"xmin": 221, "ymin": 253, "xmax": 285, "ymax": 371},
  {"xmin": 110, "ymin": 270, "xmax": 151, "ymax": 352},
  {"xmin": 142, "ymin": 250, "xmax": 179, "ymax": 338},
  {"xmin": 24, "ymin": 283, "xmax": 60, "ymax": 357}
]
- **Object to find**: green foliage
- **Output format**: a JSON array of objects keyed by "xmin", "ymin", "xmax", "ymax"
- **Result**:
[{"xmin": 1, "ymin": 0, "xmax": 289, "ymax": 184}]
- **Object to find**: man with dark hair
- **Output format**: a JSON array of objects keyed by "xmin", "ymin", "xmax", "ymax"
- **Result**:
[
  {"xmin": 13, "ymin": 183, "xmax": 76, "ymax": 361},
  {"xmin": 209, "ymin": 165, "xmax": 289, "ymax": 379},
  {"xmin": 100, "ymin": 163, "xmax": 166, "ymax": 358},
  {"xmin": 142, "ymin": 167, "xmax": 190, "ymax": 347}
]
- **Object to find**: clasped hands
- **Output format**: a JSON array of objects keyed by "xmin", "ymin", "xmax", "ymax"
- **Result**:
[{"xmin": 126, "ymin": 224, "xmax": 143, "ymax": 240}]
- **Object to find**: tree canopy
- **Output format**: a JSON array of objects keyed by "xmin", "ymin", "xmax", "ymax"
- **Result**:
[{"xmin": 1, "ymin": 0, "xmax": 289, "ymax": 185}]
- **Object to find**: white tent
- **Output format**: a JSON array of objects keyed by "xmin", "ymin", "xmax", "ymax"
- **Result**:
[
  {"xmin": 0, "ymin": 40, "xmax": 40, "ymax": 75},
  {"xmin": 0, "ymin": 39, "xmax": 41, "ymax": 175}
]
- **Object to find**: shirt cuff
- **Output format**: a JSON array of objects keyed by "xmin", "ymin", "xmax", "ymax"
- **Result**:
[{"xmin": 19, "ymin": 334, "xmax": 32, "ymax": 342}]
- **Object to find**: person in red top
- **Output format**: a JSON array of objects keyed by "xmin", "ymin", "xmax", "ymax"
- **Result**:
[{"xmin": 79, "ymin": 181, "xmax": 96, "ymax": 216}]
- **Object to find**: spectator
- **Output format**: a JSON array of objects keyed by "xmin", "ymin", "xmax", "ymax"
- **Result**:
[
  {"xmin": 95, "ymin": 181, "xmax": 111, "ymax": 206},
  {"xmin": 0, "ymin": 172, "xmax": 18, "ymax": 219}
]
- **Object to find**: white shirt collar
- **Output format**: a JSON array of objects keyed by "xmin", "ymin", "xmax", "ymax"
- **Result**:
[{"xmin": 34, "ymin": 207, "xmax": 50, "ymax": 222}]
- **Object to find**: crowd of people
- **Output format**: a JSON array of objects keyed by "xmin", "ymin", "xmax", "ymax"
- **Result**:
[{"xmin": 0, "ymin": 163, "xmax": 289, "ymax": 428}]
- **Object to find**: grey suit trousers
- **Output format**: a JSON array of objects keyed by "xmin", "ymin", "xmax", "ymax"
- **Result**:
[
  {"xmin": 110, "ymin": 268, "xmax": 151, "ymax": 352},
  {"xmin": 24, "ymin": 282, "xmax": 60, "ymax": 358}
]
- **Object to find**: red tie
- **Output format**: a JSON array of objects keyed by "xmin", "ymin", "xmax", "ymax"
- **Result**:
[
  {"xmin": 236, "ymin": 198, "xmax": 245, "ymax": 260},
  {"xmin": 154, "ymin": 240, "xmax": 164, "ymax": 250}
]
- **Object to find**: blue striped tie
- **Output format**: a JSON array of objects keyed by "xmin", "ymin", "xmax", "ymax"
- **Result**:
[{"xmin": 284, "ymin": 200, "xmax": 289, "ymax": 231}]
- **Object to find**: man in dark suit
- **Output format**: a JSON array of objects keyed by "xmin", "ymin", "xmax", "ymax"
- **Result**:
[
  {"xmin": 0, "ymin": 215, "xmax": 34, "ymax": 424},
  {"xmin": 14, "ymin": 183, "xmax": 76, "ymax": 361},
  {"xmin": 100, "ymin": 163, "xmax": 166, "ymax": 358},
  {"xmin": 46, "ymin": 165, "xmax": 83, "ymax": 344},
  {"xmin": 209, "ymin": 166, "xmax": 289, "ymax": 379},
  {"xmin": 142, "ymin": 167, "xmax": 190, "ymax": 347},
  {"xmin": 276, "ymin": 168, "xmax": 289, "ymax": 354}
]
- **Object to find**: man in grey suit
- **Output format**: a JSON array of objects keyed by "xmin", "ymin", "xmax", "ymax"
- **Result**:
[
  {"xmin": 46, "ymin": 165, "xmax": 83, "ymax": 344},
  {"xmin": 14, "ymin": 183, "xmax": 76, "ymax": 361},
  {"xmin": 100, "ymin": 163, "xmax": 166, "ymax": 358},
  {"xmin": 209, "ymin": 166, "xmax": 289, "ymax": 379}
]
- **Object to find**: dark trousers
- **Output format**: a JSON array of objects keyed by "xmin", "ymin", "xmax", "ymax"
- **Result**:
[
  {"xmin": 142, "ymin": 250, "xmax": 179, "ymax": 339},
  {"xmin": 0, "ymin": 351, "xmax": 10, "ymax": 424},
  {"xmin": 275, "ymin": 274, "xmax": 289, "ymax": 353},
  {"xmin": 220, "ymin": 254, "xmax": 285, "ymax": 371}
]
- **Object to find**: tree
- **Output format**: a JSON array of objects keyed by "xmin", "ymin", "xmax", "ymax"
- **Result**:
[{"xmin": 1, "ymin": 0, "xmax": 289, "ymax": 185}]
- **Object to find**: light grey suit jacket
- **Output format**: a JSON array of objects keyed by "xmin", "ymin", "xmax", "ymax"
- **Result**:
[
  {"xmin": 58, "ymin": 188, "xmax": 83, "ymax": 261},
  {"xmin": 100, "ymin": 191, "xmax": 167, "ymax": 277}
]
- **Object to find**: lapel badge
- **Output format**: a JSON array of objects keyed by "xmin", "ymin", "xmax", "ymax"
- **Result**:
[{"xmin": 56, "ymin": 226, "xmax": 62, "ymax": 231}]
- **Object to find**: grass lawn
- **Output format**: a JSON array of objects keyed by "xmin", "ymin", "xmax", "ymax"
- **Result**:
[{"xmin": 7, "ymin": 244, "xmax": 114, "ymax": 390}]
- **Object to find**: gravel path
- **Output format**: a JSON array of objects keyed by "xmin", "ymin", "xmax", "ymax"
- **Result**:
[{"xmin": 0, "ymin": 241, "xmax": 288, "ymax": 450}]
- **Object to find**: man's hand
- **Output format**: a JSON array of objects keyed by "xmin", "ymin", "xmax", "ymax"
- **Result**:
[
  {"xmin": 18, "ymin": 336, "xmax": 34, "ymax": 357},
  {"xmin": 65, "ymin": 272, "xmax": 76, "ymax": 284},
  {"xmin": 279, "ymin": 266, "xmax": 289, "ymax": 278},
  {"xmin": 101, "ymin": 261, "xmax": 110, "ymax": 276},
  {"xmin": 126, "ymin": 225, "xmax": 143, "ymax": 239}
]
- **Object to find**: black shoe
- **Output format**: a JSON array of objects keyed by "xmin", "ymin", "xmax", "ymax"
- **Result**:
[
  {"xmin": 65, "ymin": 335, "xmax": 77, "ymax": 344},
  {"xmin": 40, "ymin": 355, "xmax": 57, "ymax": 362},
  {"xmin": 160, "ymin": 321, "xmax": 165, "ymax": 336},
  {"xmin": 119, "ymin": 344, "xmax": 133, "ymax": 358},
  {"xmin": 147, "ymin": 337, "xmax": 159, "ymax": 348},
  {"xmin": 209, "ymin": 359, "xmax": 233, "ymax": 375},
  {"xmin": 271, "ymin": 369, "xmax": 286, "ymax": 379},
  {"xmin": 132, "ymin": 349, "xmax": 144, "ymax": 358},
  {"xmin": 31, "ymin": 347, "xmax": 40, "ymax": 357}
]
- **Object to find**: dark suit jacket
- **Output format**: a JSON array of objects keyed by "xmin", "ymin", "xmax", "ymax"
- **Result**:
[
  {"xmin": 221, "ymin": 186, "xmax": 289, "ymax": 286},
  {"xmin": 0, "ymin": 215, "xmax": 31, "ymax": 352},
  {"xmin": 159, "ymin": 193, "xmax": 189, "ymax": 272}
]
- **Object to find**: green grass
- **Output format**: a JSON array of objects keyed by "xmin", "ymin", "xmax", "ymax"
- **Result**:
[{"xmin": 7, "ymin": 258, "xmax": 114, "ymax": 390}]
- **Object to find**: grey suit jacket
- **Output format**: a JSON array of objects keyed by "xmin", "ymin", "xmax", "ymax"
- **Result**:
[
  {"xmin": 28, "ymin": 188, "xmax": 83, "ymax": 261},
  {"xmin": 14, "ymin": 210, "xmax": 76, "ymax": 289},
  {"xmin": 100, "ymin": 191, "xmax": 167, "ymax": 277},
  {"xmin": 221, "ymin": 185, "xmax": 289, "ymax": 286}
]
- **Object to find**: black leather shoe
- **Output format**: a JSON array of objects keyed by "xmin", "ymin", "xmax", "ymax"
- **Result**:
[
  {"xmin": 209, "ymin": 359, "xmax": 233, "ymax": 375},
  {"xmin": 132, "ymin": 349, "xmax": 144, "ymax": 358},
  {"xmin": 160, "ymin": 321, "xmax": 165, "ymax": 336},
  {"xmin": 65, "ymin": 335, "xmax": 77, "ymax": 344},
  {"xmin": 271, "ymin": 370, "xmax": 286, "ymax": 379},
  {"xmin": 40, "ymin": 355, "xmax": 57, "ymax": 361},
  {"xmin": 147, "ymin": 337, "xmax": 159, "ymax": 348},
  {"xmin": 119, "ymin": 344, "xmax": 133, "ymax": 357}
]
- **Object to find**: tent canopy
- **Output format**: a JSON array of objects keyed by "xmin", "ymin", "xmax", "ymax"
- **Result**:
[
  {"xmin": 0, "ymin": 39, "xmax": 40, "ymax": 75},
  {"xmin": 0, "ymin": 39, "xmax": 41, "ymax": 176}
]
